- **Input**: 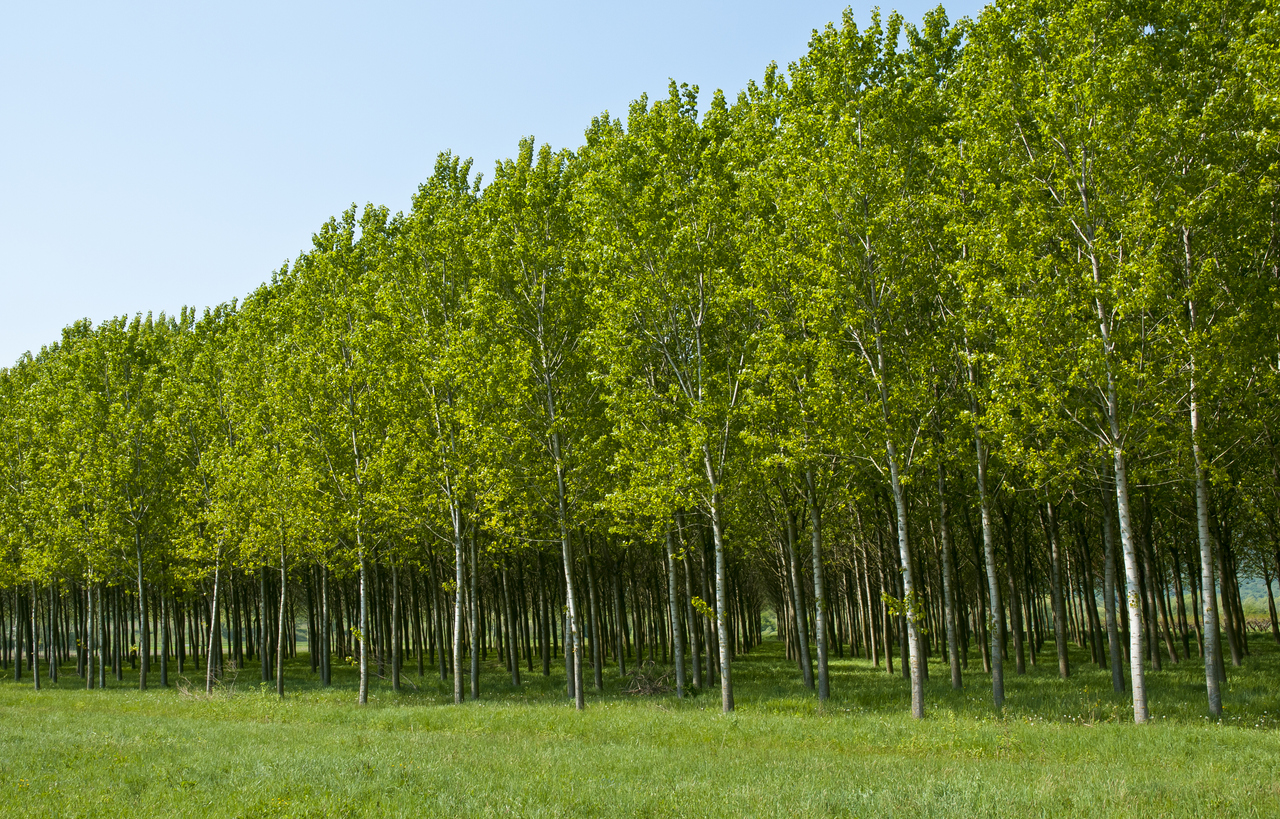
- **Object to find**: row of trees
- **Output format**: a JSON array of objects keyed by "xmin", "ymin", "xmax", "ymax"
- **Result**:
[{"xmin": 2, "ymin": 0, "xmax": 1277, "ymax": 723}]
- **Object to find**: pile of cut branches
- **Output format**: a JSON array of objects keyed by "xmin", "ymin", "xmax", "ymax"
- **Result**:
[{"xmin": 624, "ymin": 661, "xmax": 674, "ymax": 696}]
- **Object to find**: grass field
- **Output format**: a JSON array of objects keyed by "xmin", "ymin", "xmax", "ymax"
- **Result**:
[{"xmin": 1, "ymin": 635, "xmax": 1278, "ymax": 817}]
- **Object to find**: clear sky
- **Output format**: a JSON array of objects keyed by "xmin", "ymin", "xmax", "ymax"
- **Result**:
[{"xmin": 1, "ymin": 1, "xmax": 983, "ymax": 366}]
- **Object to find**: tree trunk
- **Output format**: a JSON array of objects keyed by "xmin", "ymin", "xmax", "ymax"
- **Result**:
[
  {"xmin": 451, "ymin": 503, "xmax": 466, "ymax": 703},
  {"xmin": 206, "ymin": 557, "xmax": 221, "ymax": 694},
  {"xmin": 469, "ymin": 534, "xmax": 480, "ymax": 700},
  {"xmin": 683, "ymin": 533, "xmax": 701, "ymax": 689},
  {"xmin": 321, "ymin": 564, "xmax": 331, "ymax": 686},
  {"xmin": 886, "ymin": 439, "xmax": 923, "ymax": 719},
  {"xmin": 804, "ymin": 470, "xmax": 830, "ymax": 702},
  {"xmin": 937, "ymin": 466, "xmax": 962, "ymax": 689},
  {"xmin": 706, "ymin": 468, "xmax": 734, "ymax": 713},
  {"xmin": 358, "ymin": 545, "xmax": 370, "ymax": 705},
  {"xmin": 1101, "ymin": 486, "xmax": 1125, "ymax": 692},
  {"xmin": 135, "ymin": 532, "xmax": 148, "ymax": 691},
  {"xmin": 1045, "ymin": 503, "xmax": 1070, "ymax": 678},
  {"xmin": 30, "ymin": 584, "xmax": 40, "ymax": 691},
  {"xmin": 975, "ymin": 433, "xmax": 1004, "ymax": 708},
  {"xmin": 665, "ymin": 530, "xmax": 685, "ymax": 698},
  {"xmin": 1110, "ymin": 438, "xmax": 1149, "ymax": 723},
  {"xmin": 784, "ymin": 505, "xmax": 813, "ymax": 688},
  {"xmin": 1265, "ymin": 563, "xmax": 1279, "ymax": 646},
  {"xmin": 551, "ymin": 453, "xmax": 584, "ymax": 709},
  {"xmin": 391, "ymin": 560, "xmax": 401, "ymax": 692},
  {"xmin": 276, "ymin": 543, "xmax": 287, "ymax": 698}
]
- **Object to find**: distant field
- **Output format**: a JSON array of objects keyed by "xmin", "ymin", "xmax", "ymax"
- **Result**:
[{"xmin": 1, "ymin": 638, "xmax": 1278, "ymax": 817}]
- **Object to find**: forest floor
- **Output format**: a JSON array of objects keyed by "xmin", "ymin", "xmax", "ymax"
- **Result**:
[{"xmin": 1, "ymin": 637, "xmax": 1278, "ymax": 818}]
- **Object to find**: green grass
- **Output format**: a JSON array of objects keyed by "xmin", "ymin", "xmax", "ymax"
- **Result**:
[{"xmin": 1, "ymin": 637, "xmax": 1278, "ymax": 817}]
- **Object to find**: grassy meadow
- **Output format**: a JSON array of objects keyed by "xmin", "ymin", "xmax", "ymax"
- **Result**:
[{"xmin": 1, "ymin": 635, "xmax": 1278, "ymax": 817}]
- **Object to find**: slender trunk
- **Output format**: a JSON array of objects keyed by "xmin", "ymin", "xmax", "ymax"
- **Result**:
[
  {"xmin": 1078, "ymin": 523, "xmax": 1105, "ymax": 669},
  {"xmin": 784, "ymin": 505, "xmax": 813, "ymax": 688},
  {"xmin": 705, "ymin": 461, "xmax": 734, "ymax": 713},
  {"xmin": 452, "ymin": 502, "xmax": 465, "ymax": 704},
  {"xmin": 135, "ymin": 532, "xmax": 147, "ymax": 691},
  {"xmin": 98, "ymin": 583, "xmax": 107, "ymax": 688},
  {"xmin": 260, "ymin": 566, "xmax": 271, "ymax": 683},
  {"xmin": 804, "ymin": 470, "xmax": 830, "ymax": 702},
  {"xmin": 391, "ymin": 560, "xmax": 401, "ymax": 691},
  {"xmin": 276, "ymin": 543, "xmax": 287, "ymax": 698},
  {"xmin": 321, "ymin": 564, "xmax": 331, "ymax": 686},
  {"xmin": 683, "ymin": 533, "xmax": 701, "ymax": 689},
  {"xmin": 1266, "ymin": 564, "xmax": 1279, "ymax": 646},
  {"xmin": 665, "ymin": 530, "xmax": 685, "ymax": 698},
  {"xmin": 358, "ymin": 547, "xmax": 370, "ymax": 705},
  {"xmin": 1046, "ymin": 503, "xmax": 1070, "ymax": 678},
  {"xmin": 503, "ymin": 566, "xmax": 522, "ymax": 686},
  {"xmin": 159, "ymin": 583, "xmax": 168, "ymax": 687},
  {"xmin": 469, "ymin": 533, "xmax": 480, "ymax": 700},
  {"xmin": 30, "ymin": 583, "xmax": 40, "ymax": 691},
  {"xmin": 551, "ymin": 443, "xmax": 584, "ymax": 710},
  {"xmin": 1101, "ymin": 483, "xmax": 1125, "ymax": 692},
  {"xmin": 1190, "ymin": 368, "xmax": 1223, "ymax": 715},
  {"xmin": 886, "ymin": 439, "xmax": 923, "ymax": 719},
  {"xmin": 938, "ymin": 466, "xmax": 961, "ymax": 689},
  {"xmin": 1111, "ymin": 438, "xmax": 1149, "ymax": 723},
  {"xmin": 205, "ymin": 553, "xmax": 221, "ymax": 694},
  {"xmin": 975, "ymin": 433, "xmax": 1004, "ymax": 708},
  {"xmin": 86, "ymin": 583, "xmax": 95, "ymax": 689}
]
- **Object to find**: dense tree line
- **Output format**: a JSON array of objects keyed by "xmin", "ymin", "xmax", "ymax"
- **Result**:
[{"xmin": 2, "ymin": 0, "xmax": 1277, "ymax": 723}]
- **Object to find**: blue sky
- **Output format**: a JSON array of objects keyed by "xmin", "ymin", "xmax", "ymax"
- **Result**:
[{"xmin": 1, "ymin": 1, "xmax": 983, "ymax": 365}]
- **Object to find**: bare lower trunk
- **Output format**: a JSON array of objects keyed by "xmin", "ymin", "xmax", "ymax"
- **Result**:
[
  {"xmin": 804, "ymin": 470, "xmax": 830, "ymax": 702},
  {"xmin": 136, "ymin": 533, "xmax": 148, "ymax": 691},
  {"xmin": 86, "ymin": 582, "xmax": 96, "ymax": 690},
  {"xmin": 503, "ymin": 567, "xmax": 522, "ymax": 686},
  {"xmin": 391, "ymin": 560, "xmax": 401, "ymax": 692},
  {"xmin": 205, "ymin": 555, "xmax": 221, "ymax": 694},
  {"xmin": 682, "ymin": 527, "xmax": 702, "ymax": 689},
  {"xmin": 1101, "ymin": 484, "xmax": 1125, "ymax": 692},
  {"xmin": 784, "ymin": 507, "xmax": 813, "ymax": 688},
  {"xmin": 30, "ymin": 583, "xmax": 40, "ymax": 691},
  {"xmin": 704, "ymin": 456, "xmax": 734, "ymax": 713},
  {"xmin": 1191, "ymin": 374, "xmax": 1223, "ymax": 716},
  {"xmin": 469, "ymin": 533, "xmax": 480, "ymax": 701},
  {"xmin": 554, "ymin": 466, "xmax": 584, "ymax": 711},
  {"xmin": 887, "ymin": 439, "xmax": 923, "ymax": 719},
  {"xmin": 1111, "ymin": 436, "xmax": 1149, "ymax": 723},
  {"xmin": 159, "ymin": 585, "xmax": 168, "ymax": 687},
  {"xmin": 276, "ymin": 543, "xmax": 287, "ymax": 698},
  {"xmin": 452, "ymin": 503, "xmax": 465, "ymax": 704},
  {"xmin": 976, "ymin": 433, "xmax": 1004, "ymax": 708},
  {"xmin": 321, "ymin": 564, "xmax": 331, "ymax": 686},
  {"xmin": 938, "ymin": 466, "xmax": 962, "ymax": 690},
  {"xmin": 665, "ymin": 530, "xmax": 685, "ymax": 698},
  {"xmin": 1046, "ymin": 502, "xmax": 1070, "ymax": 679},
  {"xmin": 358, "ymin": 546, "xmax": 370, "ymax": 705}
]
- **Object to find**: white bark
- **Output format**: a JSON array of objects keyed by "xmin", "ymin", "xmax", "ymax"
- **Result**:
[
  {"xmin": 804, "ymin": 471, "xmax": 830, "ymax": 702},
  {"xmin": 452, "ymin": 501, "xmax": 465, "ymax": 705},
  {"xmin": 887, "ymin": 438, "xmax": 923, "ymax": 719},
  {"xmin": 975, "ymin": 433, "xmax": 1004, "ymax": 708},
  {"xmin": 938, "ymin": 466, "xmax": 962, "ymax": 690},
  {"xmin": 665, "ymin": 530, "xmax": 686, "ymax": 698},
  {"xmin": 205, "ymin": 554, "xmax": 221, "ymax": 695},
  {"xmin": 1191, "ymin": 372, "xmax": 1223, "ymax": 715},
  {"xmin": 1110, "ymin": 430, "xmax": 1149, "ymax": 723}
]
